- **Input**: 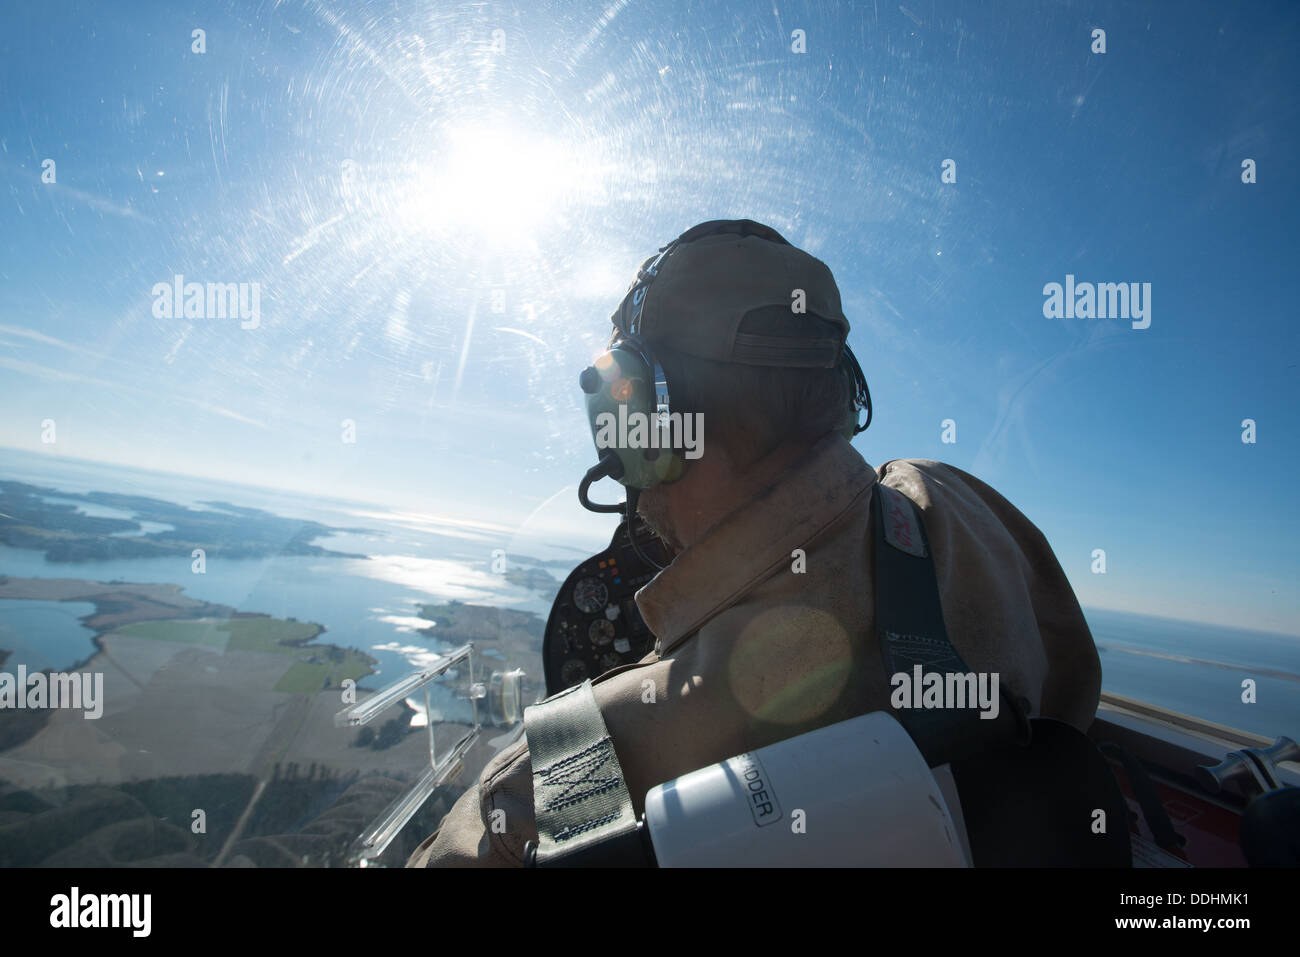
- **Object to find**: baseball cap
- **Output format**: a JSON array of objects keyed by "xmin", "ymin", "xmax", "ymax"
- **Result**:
[{"xmin": 609, "ymin": 219, "xmax": 850, "ymax": 369}]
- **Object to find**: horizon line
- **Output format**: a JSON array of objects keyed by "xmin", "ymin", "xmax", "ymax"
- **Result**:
[
  {"xmin": 0, "ymin": 443, "xmax": 475, "ymax": 522},
  {"xmin": 2, "ymin": 444, "xmax": 1297, "ymax": 642}
]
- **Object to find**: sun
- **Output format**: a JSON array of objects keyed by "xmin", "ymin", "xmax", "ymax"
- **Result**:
[{"xmin": 395, "ymin": 123, "xmax": 582, "ymax": 247}]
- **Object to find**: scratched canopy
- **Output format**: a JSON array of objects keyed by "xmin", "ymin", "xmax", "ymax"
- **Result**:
[{"xmin": 0, "ymin": 0, "xmax": 1298, "ymax": 866}]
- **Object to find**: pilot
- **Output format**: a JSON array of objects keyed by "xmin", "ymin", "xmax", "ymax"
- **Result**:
[{"xmin": 408, "ymin": 219, "xmax": 1101, "ymax": 867}]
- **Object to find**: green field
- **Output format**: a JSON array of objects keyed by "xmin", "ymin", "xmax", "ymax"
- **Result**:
[
  {"xmin": 273, "ymin": 654, "xmax": 373, "ymax": 693},
  {"xmin": 105, "ymin": 616, "xmax": 319, "ymax": 652},
  {"xmin": 104, "ymin": 616, "xmax": 374, "ymax": 693},
  {"xmin": 417, "ymin": 601, "xmax": 458, "ymax": 629}
]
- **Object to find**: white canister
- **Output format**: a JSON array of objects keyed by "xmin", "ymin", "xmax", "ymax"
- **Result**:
[{"xmin": 643, "ymin": 711, "xmax": 969, "ymax": 867}]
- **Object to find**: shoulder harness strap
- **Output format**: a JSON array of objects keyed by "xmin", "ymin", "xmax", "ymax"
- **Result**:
[{"xmin": 871, "ymin": 481, "xmax": 1031, "ymax": 765}]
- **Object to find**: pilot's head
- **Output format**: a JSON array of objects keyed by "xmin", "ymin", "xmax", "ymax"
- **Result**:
[{"xmin": 584, "ymin": 219, "xmax": 870, "ymax": 551}]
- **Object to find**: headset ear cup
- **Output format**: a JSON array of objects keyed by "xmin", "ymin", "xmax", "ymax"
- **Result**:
[{"xmin": 585, "ymin": 344, "xmax": 670, "ymax": 489}]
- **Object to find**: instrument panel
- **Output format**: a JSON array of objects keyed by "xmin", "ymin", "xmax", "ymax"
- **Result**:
[{"xmin": 542, "ymin": 517, "xmax": 671, "ymax": 695}]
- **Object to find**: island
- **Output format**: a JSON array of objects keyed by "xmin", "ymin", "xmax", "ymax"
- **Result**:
[{"xmin": 0, "ymin": 479, "xmax": 368, "ymax": 562}]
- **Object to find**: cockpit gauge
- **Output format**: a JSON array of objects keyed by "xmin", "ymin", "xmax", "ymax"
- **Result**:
[
  {"xmin": 561, "ymin": 660, "xmax": 588, "ymax": 686},
  {"xmin": 588, "ymin": 618, "xmax": 616, "ymax": 646},
  {"xmin": 573, "ymin": 577, "xmax": 609, "ymax": 614}
]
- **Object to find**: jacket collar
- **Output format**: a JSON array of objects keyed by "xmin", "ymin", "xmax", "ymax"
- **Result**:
[{"xmin": 636, "ymin": 433, "xmax": 877, "ymax": 655}]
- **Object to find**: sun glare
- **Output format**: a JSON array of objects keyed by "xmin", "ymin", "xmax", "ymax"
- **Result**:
[{"xmin": 395, "ymin": 124, "xmax": 581, "ymax": 246}]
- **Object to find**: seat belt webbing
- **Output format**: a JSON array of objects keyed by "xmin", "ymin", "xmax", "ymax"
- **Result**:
[{"xmin": 524, "ymin": 678, "xmax": 638, "ymax": 863}]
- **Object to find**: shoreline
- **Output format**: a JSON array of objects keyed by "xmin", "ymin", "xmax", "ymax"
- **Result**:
[{"xmin": 0, "ymin": 575, "xmax": 369, "ymax": 680}]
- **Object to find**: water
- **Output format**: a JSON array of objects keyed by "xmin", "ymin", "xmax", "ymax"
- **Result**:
[
  {"xmin": 0, "ymin": 599, "xmax": 99, "ymax": 672},
  {"xmin": 38, "ymin": 496, "xmax": 175, "ymax": 538},
  {"xmin": 1088, "ymin": 608, "xmax": 1299, "ymax": 739}
]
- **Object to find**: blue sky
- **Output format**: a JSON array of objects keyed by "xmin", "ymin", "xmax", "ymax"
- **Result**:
[{"xmin": 1, "ymin": 0, "xmax": 1297, "ymax": 635}]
